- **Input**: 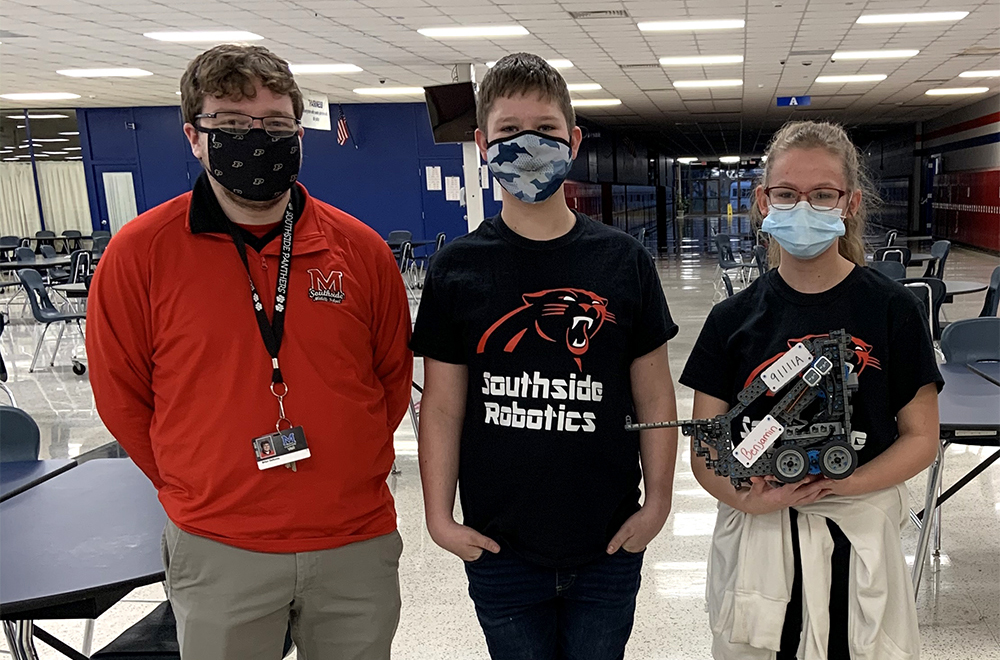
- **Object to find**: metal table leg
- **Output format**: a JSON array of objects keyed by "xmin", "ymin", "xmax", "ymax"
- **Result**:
[{"xmin": 912, "ymin": 441, "xmax": 946, "ymax": 594}]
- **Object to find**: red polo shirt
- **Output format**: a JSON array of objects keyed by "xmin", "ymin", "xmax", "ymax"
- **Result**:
[{"xmin": 86, "ymin": 175, "xmax": 413, "ymax": 553}]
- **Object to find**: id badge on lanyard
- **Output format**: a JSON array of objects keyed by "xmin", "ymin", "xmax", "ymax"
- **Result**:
[{"xmin": 229, "ymin": 202, "xmax": 310, "ymax": 471}]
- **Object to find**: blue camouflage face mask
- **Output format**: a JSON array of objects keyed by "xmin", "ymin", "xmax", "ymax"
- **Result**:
[
  {"xmin": 761, "ymin": 200, "xmax": 846, "ymax": 260},
  {"xmin": 487, "ymin": 131, "xmax": 574, "ymax": 204}
]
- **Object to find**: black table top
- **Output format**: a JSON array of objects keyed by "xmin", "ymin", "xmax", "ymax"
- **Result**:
[
  {"xmin": 939, "ymin": 363, "xmax": 1000, "ymax": 434},
  {"xmin": 0, "ymin": 459, "xmax": 75, "ymax": 503},
  {"xmin": 967, "ymin": 361, "xmax": 1000, "ymax": 387},
  {"xmin": 0, "ymin": 458, "xmax": 166, "ymax": 620},
  {"xmin": 0, "ymin": 256, "xmax": 71, "ymax": 272}
]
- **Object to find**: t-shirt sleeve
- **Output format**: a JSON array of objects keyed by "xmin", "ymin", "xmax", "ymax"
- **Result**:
[
  {"xmin": 630, "ymin": 249, "xmax": 679, "ymax": 359},
  {"xmin": 410, "ymin": 256, "xmax": 466, "ymax": 364},
  {"xmin": 679, "ymin": 310, "xmax": 735, "ymax": 403},
  {"xmin": 886, "ymin": 293, "xmax": 944, "ymax": 413}
]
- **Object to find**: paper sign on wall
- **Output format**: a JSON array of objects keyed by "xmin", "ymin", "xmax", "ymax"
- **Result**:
[
  {"xmin": 426, "ymin": 166, "xmax": 442, "ymax": 191},
  {"xmin": 493, "ymin": 179, "xmax": 504, "ymax": 201},
  {"xmin": 480, "ymin": 165, "xmax": 490, "ymax": 189},
  {"xmin": 301, "ymin": 90, "xmax": 331, "ymax": 131},
  {"xmin": 445, "ymin": 176, "xmax": 462, "ymax": 201}
]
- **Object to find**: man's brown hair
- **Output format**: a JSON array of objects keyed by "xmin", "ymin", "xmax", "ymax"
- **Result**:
[
  {"xmin": 180, "ymin": 44, "xmax": 304, "ymax": 125},
  {"xmin": 476, "ymin": 53, "xmax": 575, "ymax": 138}
]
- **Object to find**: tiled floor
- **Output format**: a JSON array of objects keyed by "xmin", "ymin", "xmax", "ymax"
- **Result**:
[{"xmin": 1, "ymin": 244, "xmax": 998, "ymax": 659}]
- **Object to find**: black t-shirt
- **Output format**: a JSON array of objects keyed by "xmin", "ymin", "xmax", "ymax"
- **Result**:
[
  {"xmin": 411, "ymin": 212, "xmax": 677, "ymax": 568},
  {"xmin": 680, "ymin": 267, "xmax": 943, "ymax": 468}
]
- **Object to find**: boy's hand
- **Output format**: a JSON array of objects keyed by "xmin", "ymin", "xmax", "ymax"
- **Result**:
[
  {"xmin": 607, "ymin": 502, "xmax": 670, "ymax": 554},
  {"xmin": 427, "ymin": 517, "xmax": 500, "ymax": 562}
]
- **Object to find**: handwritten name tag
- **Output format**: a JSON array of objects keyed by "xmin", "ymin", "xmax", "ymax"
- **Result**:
[
  {"xmin": 761, "ymin": 342, "xmax": 813, "ymax": 392},
  {"xmin": 733, "ymin": 415, "xmax": 786, "ymax": 468}
]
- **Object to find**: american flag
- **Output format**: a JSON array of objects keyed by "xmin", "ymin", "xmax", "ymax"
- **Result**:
[{"xmin": 337, "ymin": 107, "xmax": 350, "ymax": 146}]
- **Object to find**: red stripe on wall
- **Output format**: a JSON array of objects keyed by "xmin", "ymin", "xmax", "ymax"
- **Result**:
[
  {"xmin": 931, "ymin": 168, "xmax": 1000, "ymax": 252},
  {"xmin": 919, "ymin": 112, "xmax": 1000, "ymax": 142}
]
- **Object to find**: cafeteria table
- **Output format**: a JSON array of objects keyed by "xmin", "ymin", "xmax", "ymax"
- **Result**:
[
  {"xmin": 943, "ymin": 280, "xmax": 989, "ymax": 304},
  {"xmin": 51, "ymin": 282, "xmax": 88, "ymax": 298},
  {"xmin": 0, "ymin": 459, "xmax": 75, "ymax": 503},
  {"xmin": 911, "ymin": 363, "xmax": 1000, "ymax": 591},
  {"xmin": 0, "ymin": 256, "xmax": 72, "ymax": 273},
  {"xmin": 968, "ymin": 361, "xmax": 1000, "ymax": 386},
  {"xmin": 0, "ymin": 458, "xmax": 166, "ymax": 660}
]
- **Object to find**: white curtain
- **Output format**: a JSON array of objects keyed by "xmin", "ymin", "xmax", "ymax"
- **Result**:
[
  {"xmin": 35, "ymin": 161, "xmax": 92, "ymax": 234},
  {"xmin": 0, "ymin": 162, "xmax": 42, "ymax": 237},
  {"xmin": 102, "ymin": 171, "xmax": 138, "ymax": 233}
]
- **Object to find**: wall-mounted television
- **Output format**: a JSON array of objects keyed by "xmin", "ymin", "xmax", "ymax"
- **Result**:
[{"xmin": 424, "ymin": 82, "xmax": 478, "ymax": 144}]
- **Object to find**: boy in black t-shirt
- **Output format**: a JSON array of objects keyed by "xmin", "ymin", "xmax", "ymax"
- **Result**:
[{"xmin": 410, "ymin": 53, "xmax": 679, "ymax": 660}]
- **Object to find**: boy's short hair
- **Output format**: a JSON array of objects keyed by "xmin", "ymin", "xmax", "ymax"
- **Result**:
[
  {"xmin": 180, "ymin": 44, "xmax": 304, "ymax": 125},
  {"xmin": 476, "ymin": 53, "xmax": 575, "ymax": 137}
]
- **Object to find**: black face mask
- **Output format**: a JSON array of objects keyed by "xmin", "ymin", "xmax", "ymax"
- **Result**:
[{"xmin": 206, "ymin": 129, "xmax": 301, "ymax": 202}]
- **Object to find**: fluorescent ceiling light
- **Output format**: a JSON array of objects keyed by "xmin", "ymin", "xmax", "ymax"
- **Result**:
[
  {"xmin": 571, "ymin": 98, "xmax": 622, "ymax": 107},
  {"xmin": 418, "ymin": 26, "xmax": 529, "ymax": 38},
  {"xmin": 31, "ymin": 138, "xmax": 69, "ymax": 143},
  {"xmin": 144, "ymin": 31, "xmax": 263, "ymax": 42},
  {"xmin": 67, "ymin": 156, "xmax": 82, "ymax": 160},
  {"xmin": 57, "ymin": 68, "xmax": 152, "ymax": 77},
  {"xmin": 486, "ymin": 59, "xmax": 573, "ymax": 69},
  {"xmin": 815, "ymin": 74, "xmax": 887, "ymax": 83},
  {"xmin": 176, "ymin": 91, "xmax": 182, "ymax": 95},
  {"xmin": 720, "ymin": 156, "xmax": 741, "ymax": 163},
  {"xmin": 567, "ymin": 83, "xmax": 602, "ymax": 92},
  {"xmin": 16, "ymin": 125, "xmax": 25, "ymax": 129},
  {"xmin": 353, "ymin": 87, "xmax": 425, "ymax": 95},
  {"xmin": 959, "ymin": 70, "xmax": 1000, "ymax": 78},
  {"xmin": 289, "ymin": 63, "xmax": 363, "ymax": 74},
  {"xmin": 856, "ymin": 12, "xmax": 968, "ymax": 24},
  {"xmin": 677, "ymin": 157, "xmax": 698, "ymax": 163},
  {"xmin": 7, "ymin": 114, "xmax": 69, "ymax": 120},
  {"xmin": 43, "ymin": 151, "xmax": 69, "ymax": 155},
  {"xmin": 65, "ymin": 147, "xmax": 82, "ymax": 151},
  {"xmin": 832, "ymin": 50, "xmax": 918, "ymax": 60},
  {"xmin": 673, "ymin": 79, "xmax": 743, "ymax": 88},
  {"xmin": 925, "ymin": 87, "xmax": 990, "ymax": 95},
  {"xmin": 32, "ymin": 153, "xmax": 50, "ymax": 157},
  {"xmin": 638, "ymin": 19, "xmax": 745, "ymax": 31},
  {"xmin": 659, "ymin": 55, "xmax": 743, "ymax": 66},
  {"xmin": 0, "ymin": 93, "xmax": 80, "ymax": 101},
  {"xmin": 58, "ymin": 131, "xmax": 79, "ymax": 136}
]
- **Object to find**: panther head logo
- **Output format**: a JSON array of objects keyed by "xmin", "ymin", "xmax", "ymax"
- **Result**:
[
  {"xmin": 477, "ymin": 288, "xmax": 616, "ymax": 371},
  {"xmin": 744, "ymin": 332, "xmax": 881, "ymax": 394}
]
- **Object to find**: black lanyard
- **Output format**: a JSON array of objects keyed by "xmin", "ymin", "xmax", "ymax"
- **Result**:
[{"xmin": 228, "ymin": 202, "xmax": 295, "ymax": 387}]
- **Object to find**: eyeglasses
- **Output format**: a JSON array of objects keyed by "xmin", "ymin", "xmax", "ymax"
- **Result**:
[
  {"xmin": 194, "ymin": 112, "xmax": 300, "ymax": 139},
  {"xmin": 765, "ymin": 186, "xmax": 847, "ymax": 212}
]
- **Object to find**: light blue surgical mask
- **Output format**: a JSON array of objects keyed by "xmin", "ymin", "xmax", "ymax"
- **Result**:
[
  {"xmin": 761, "ymin": 200, "xmax": 846, "ymax": 260},
  {"xmin": 487, "ymin": 131, "xmax": 574, "ymax": 204}
]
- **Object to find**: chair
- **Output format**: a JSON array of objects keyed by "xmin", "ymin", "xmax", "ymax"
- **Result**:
[
  {"xmin": 941, "ymin": 317, "xmax": 1000, "ymax": 364},
  {"xmin": 720, "ymin": 272, "xmax": 734, "ymax": 298},
  {"xmin": 0, "ymin": 406, "xmax": 41, "ymax": 462},
  {"xmin": 752, "ymin": 245, "xmax": 768, "ymax": 279},
  {"xmin": 874, "ymin": 246, "xmax": 911, "ymax": 266},
  {"xmin": 15, "ymin": 247, "xmax": 35, "ymax": 264},
  {"xmin": 92, "ymin": 235, "xmax": 110, "ymax": 259},
  {"xmin": 0, "ymin": 236, "xmax": 18, "ymax": 262},
  {"xmin": 714, "ymin": 233, "xmax": 751, "ymax": 284},
  {"xmin": 923, "ymin": 240, "xmax": 951, "ymax": 279},
  {"xmin": 17, "ymin": 268, "xmax": 86, "ymax": 372},
  {"xmin": 40, "ymin": 245, "xmax": 70, "ymax": 282},
  {"xmin": 435, "ymin": 232, "xmax": 446, "ymax": 253},
  {"xmin": 92, "ymin": 600, "xmax": 294, "ymax": 659},
  {"xmin": 980, "ymin": 266, "xmax": 1000, "ymax": 318},
  {"xmin": 900, "ymin": 277, "xmax": 947, "ymax": 341},
  {"xmin": 61, "ymin": 229, "xmax": 83, "ymax": 253},
  {"xmin": 0, "ymin": 313, "xmax": 7, "ymax": 384},
  {"xmin": 34, "ymin": 230, "xmax": 56, "ymax": 254},
  {"xmin": 69, "ymin": 250, "xmax": 92, "ymax": 284},
  {"xmin": 91, "ymin": 230, "xmax": 111, "ymax": 240},
  {"xmin": 870, "ymin": 261, "xmax": 906, "ymax": 280},
  {"xmin": 387, "ymin": 230, "xmax": 413, "ymax": 250},
  {"xmin": 885, "ymin": 229, "xmax": 898, "ymax": 247}
]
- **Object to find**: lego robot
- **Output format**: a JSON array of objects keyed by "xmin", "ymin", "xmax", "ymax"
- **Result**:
[{"xmin": 626, "ymin": 330, "xmax": 861, "ymax": 490}]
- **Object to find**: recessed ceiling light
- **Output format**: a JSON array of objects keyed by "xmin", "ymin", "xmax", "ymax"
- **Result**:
[
  {"xmin": 720, "ymin": 156, "xmax": 741, "ymax": 163},
  {"xmin": 567, "ymin": 83, "xmax": 602, "ymax": 92},
  {"xmin": 418, "ymin": 26, "xmax": 529, "ymax": 38},
  {"xmin": 677, "ymin": 157, "xmax": 698, "ymax": 163},
  {"xmin": 959, "ymin": 70, "xmax": 1000, "ymax": 78},
  {"xmin": 353, "ymin": 87, "xmax": 425, "ymax": 95},
  {"xmin": 659, "ymin": 55, "xmax": 744, "ymax": 66},
  {"xmin": 815, "ymin": 74, "xmax": 887, "ymax": 83},
  {"xmin": 57, "ymin": 68, "xmax": 153, "ymax": 77},
  {"xmin": 639, "ymin": 19, "xmax": 744, "ymax": 31},
  {"xmin": 0, "ymin": 93, "xmax": 80, "ymax": 101},
  {"xmin": 58, "ymin": 132, "xmax": 79, "ymax": 136},
  {"xmin": 7, "ymin": 114, "xmax": 69, "ymax": 120},
  {"xmin": 673, "ymin": 79, "xmax": 743, "ymax": 88},
  {"xmin": 289, "ymin": 63, "xmax": 363, "ymax": 74},
  {"xmin": 144, "ymin": 31, "xmax": 263, "ymax": 42},
  {"xmin": 832, "ymin": 50, "xmax": 919, "ymax": 60},
  {"xmin": 856, "ymin": 12, "xmax": 968, "ymax": 24},
  {"xmin": 925, "ymin": 87, "xmax": 990, "ymax": 95},
  {"xmin": 571, "ymin": 98, "xmax": 622, "ymax": 107}
]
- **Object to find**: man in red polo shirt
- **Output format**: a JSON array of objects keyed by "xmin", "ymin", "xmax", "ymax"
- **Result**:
[{"xmin": 87, "ymin": 44, "xmax": 412, "ymax": 659}]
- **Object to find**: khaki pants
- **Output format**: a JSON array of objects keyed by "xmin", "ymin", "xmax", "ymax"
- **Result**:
[{"xmin": 162, "ymin": 521, "xmax": 402, "ymax": 660}]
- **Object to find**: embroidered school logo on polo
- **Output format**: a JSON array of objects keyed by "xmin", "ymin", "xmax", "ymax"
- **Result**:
[{"xmin": 307, "ymin": 269, "xmax": 346, "ymax": 304}]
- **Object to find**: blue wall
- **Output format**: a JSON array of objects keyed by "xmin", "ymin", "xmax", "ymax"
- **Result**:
[{"xmin": 78, "ymin": 103, "xmax": 500, "ymax": 241}]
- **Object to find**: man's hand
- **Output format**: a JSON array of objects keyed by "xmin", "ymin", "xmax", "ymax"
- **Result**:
[
  {"xmin": 607, "ymin": 503, "xmax": 670, "ymax": 554},
  {"xmin": 738, "ymin": 474, "xmax": 833, "ymax": 515},
  {"xmin": 427, "ymin": 517, "xmax": 500, "ymax": 562}
]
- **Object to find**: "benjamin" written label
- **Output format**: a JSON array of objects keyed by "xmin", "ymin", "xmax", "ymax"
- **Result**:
[
  {"xmin": 733, "ymin": 414, "xmax": 786, "ymax": 468},
  {"xmin": 761, "ymin": 342, "xmax": 813, "ymax": 392}
]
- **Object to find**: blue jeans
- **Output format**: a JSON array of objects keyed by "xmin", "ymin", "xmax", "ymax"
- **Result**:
[{"xmin": 464, "ymin": 545, "xmax": 643, "ymax": 660}]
